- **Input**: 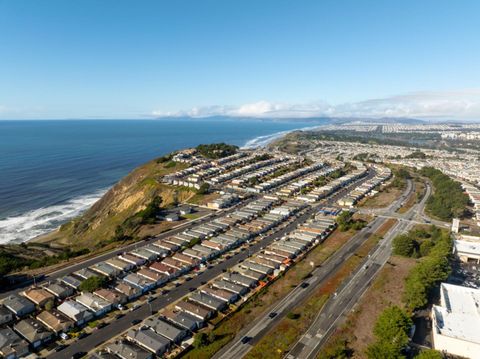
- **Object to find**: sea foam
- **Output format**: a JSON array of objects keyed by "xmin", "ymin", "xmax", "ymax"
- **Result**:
[{"xmin": 0, "ymin": 189, "xmax": 106, "ymax": 244}]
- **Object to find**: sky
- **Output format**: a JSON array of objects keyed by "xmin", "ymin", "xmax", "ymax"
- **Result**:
[{"xmin": 1, "ymin": 0, "xmax": 480, "ymax": 120}]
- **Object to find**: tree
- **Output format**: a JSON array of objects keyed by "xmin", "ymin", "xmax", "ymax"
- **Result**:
[
  {"xmin": 79, "ymin": 275, "xmax": 107, "ymax": 292},
  {"xmin": 373, "ymin": 306, "xmax": 412, "ymax": 350},
  {"xmin": 193, "ymin": 332, "xmax": 208, "ymax": 348},
  {"xmin": 415, "ymin": 349, "xmax": 443, "ymax": 359},
  {"xmin": 366, "ymin": 341, "xmax": 405, "ymax": 359},
  {"xmin": 197, "ymin": 183, "xmax": 210, "ymax": 195},
  {"xmin": 393, "ymin": 235, "xmax": 416, "ymax": 257}
]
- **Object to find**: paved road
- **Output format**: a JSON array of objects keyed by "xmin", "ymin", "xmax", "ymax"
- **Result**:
[
  {"xmin": 213, "ymin": 179, "xmax": 413, "ymax": 359},
  {"xmin": 48, "ymin": 169, "xmax": 377, "ymax": 358},
  {"xmin": 0, "ymin": 202, "xmax": 253, "ymax": 299},
  {"xmin": 285, "ymin": 180, "xmax": 434, "ymax": 359}
]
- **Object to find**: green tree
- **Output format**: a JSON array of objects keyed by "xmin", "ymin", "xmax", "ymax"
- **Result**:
[
  {"xmin": 366, "ymin": 341, "xmax": 405, "ymax": 359},
  {"xmin": 79, "ymin": 275, "xmax": 107, "ymax": 292},
  {"xmin": 393, "ymin": 235, "xmax": 416, "ymax": 257},
  {"xmin": 197, "ymin": 183, "xmax": 210, "ymax": 195},
  {"xmin": 193, "ymin": 332, "xmax": 208, "ymax": 348},
  {"xmin": 373, "ymin": 306, "xmax": 412, "ymax": 349}
]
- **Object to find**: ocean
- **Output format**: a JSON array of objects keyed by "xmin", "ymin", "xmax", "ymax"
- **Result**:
[{"xmin": 0, "ymin": 118, "xmax": 327, "ymax": 244}]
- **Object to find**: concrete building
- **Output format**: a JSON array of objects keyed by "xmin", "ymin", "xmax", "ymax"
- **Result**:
[
  {"xmin": 0, "ymin": 306, "xmax": 13, "ymax": 325},
  {"xmin": 42, "ymin": 282, "xmax": 74, "ymax": 299},
  {"xmin": 22, "ymin": 288, "xmax": 55, "ymax": 307},
  {"xmin": 432, "ymin": 283, "xmax": 480, "ymax": 358},
  {"xmin": 75, "ymin": 292, "xmax": 112, "ymax": 316},
  {"xmin": 144, "ymin": 317, "xmax": 186, "ymax": 343}
]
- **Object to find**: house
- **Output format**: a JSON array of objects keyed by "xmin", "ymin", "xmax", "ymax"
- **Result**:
[
  {"xmin": 115, "ymin": 282, "xmax": 142, "ymax": 300},
  {"xmin": 175, "ymin": 300, "xmax": 212, "ymax": 322},
  {"xmin": 144, "ymin": 317, "xmax": 186, "ymax": 343},
  {"xmin": 22, "ymin": 288, "xmax": 55, "ymax": 307},
  {"xmin": 0, "ymin": 306, "xmax": 13, "ymax": 325},
  {"xmin": 94, "ymin": 288, "xmax": 128, "ymax": 305},
  {"xmin": 126, "ymin": 328, "xmax": 170, "ymax": 356},
  {"xmin": 2, "ymin": 294, "xmax": 35, "ymax": 317},
  {"xmin": 162, "ymin": 310, "xmax": 198, "ymax": 331},
  {"xmin": 73, "ymin": 268, "xmax": 98, "ymax": 280},
  {"xmin": 36, "ymin": 310, "xmax": 74, "ymax": 333},
  {"xmin": 60, "ymin": 275, "xmax": 83, "ymax": 290},
  {"xmin": 105, "ymin": 258, "xmax": 134, "ymax": 272},
  {"xmin": 57, "ymin": 300, "xmax": 94, "ymax": 325},
  {"xmin": 165, "ymin": 213, "xmax": 180, "ymax": 222},
  {"xmin": 131, "ymin": 248, "xmax": 158, "ymax": 262},
  {"xmin": 201, "ymin": 287, "xmax": 238, "ymax": 304},
  {"xmin": 14, "ymin": 318, "xmax": 53, "ymax": 349},
  {"xmin": 222, "ymin": 273, "xmax": 257, "ymax": 288},
  {"xmin": 148, "ymin": 262, "xmax": 176, "ymax": 277},
  {"xmin": 0, "ymin": 327, "xmax": 29, "ymax": 359},
  {"xmin": 431, "ymin": 283, "xmax": 480, "ymax": 358},
  {"xmin": 212, "ymin": 279, "xmax": 249, "ymax": 296},
  {"xmin": 189, "ymin": 292, "xmax": 227, "ymax": 312},
  {"xmin": 179, "ymin": 207, "xmax": 193, "ymax": 215},
  {"xmin": 136, "ymin": 268, "xmax": 169, "ymax": 286},
  {"xmin": 76, "ymin": 292, "xmax": 112, "ymax": 317},
  {"xmin": 123, "ymin": 273, "xmax": 155, "ymax": 293},
  {"xmin": 90, "ymin": 262, "xmax": 120, "ymax": 277},
  {"xmin": 119, "ymin": 253, "xmax": 146, "ymax": 266},
  {"xmin": 106, "ymin": 341, "xmax": 153, "ymax": 359},
  {"xmin": 42, "ymin": 282, "xmax": 74, "ymax": 299}
]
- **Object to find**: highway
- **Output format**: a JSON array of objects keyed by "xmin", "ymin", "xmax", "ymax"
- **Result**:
[
  {"xmin": 213, "ymin": 180, "xmax": 414, "ymax": 359},
  {"xmin": 285, "ymin": 181, "xmax": 434, "ymax": 359},
  {"xmin": 47, "ymin": 170, "xmax": 377, "ymax": 358}
]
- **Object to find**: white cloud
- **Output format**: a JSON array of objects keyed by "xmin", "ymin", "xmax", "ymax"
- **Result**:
[{"xmin": 152, "ymin": 90, "xmax": 480, "ymax": 120}]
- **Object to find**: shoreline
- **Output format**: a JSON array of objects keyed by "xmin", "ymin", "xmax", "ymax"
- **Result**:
[{"xmin": 0, "ymin": 125, "xmax": 317, "ymax": 246}]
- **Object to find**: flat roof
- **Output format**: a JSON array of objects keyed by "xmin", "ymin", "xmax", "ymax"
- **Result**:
[{"xmin": 433, "ymin": 283, "xmax": 480, "ymax": 343}]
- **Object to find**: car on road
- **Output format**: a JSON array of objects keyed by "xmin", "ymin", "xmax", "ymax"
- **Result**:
[
  {"xmin": 96, "ymin": 322, "xmax": 108, "ymax": 329},
  {"xmin": 201, "ymin": 281, "xmax": 207, "ymax": 285},
  {"xmin": 189, "ymin": 287, "xmax": 195, "ymax": 292},
  {"xmin": 78, "ymin": 332, "xmax": 89, "ymax": 339},
  {"xmin": 55, "ymin": 344, "xmax": 67, "ymax": 352},
  {"xmin": 300, "ymin": 282, "xmax": 310, "ymax": 289},
  {"xmin": 115, "ymin": 313, "xmax": 125, "ymax": 320},
  {"xmin": 131, "ymin": 319, "xmax": 142, "ymax": 325},
  {"xmin": 147, "ymin": 296, "xmax": 155, "ymax": 302},
  {"xmin": 268, "ymin": 312, "xmax": 277, "ymax": 319},
  {"xmin": 71, "ymin": 352, "xmax": 86, "ymax": 359},
  {"xmin": 241, "ymin": 336, "xmax": 252, "ymax": 344}
]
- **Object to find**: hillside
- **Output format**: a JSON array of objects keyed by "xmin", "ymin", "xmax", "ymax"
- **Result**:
[{"xmin": 34, "ymin": 156, "xmax": 196, "ymax": 249}]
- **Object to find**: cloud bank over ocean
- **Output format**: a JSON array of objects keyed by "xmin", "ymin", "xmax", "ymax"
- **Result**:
[{"xmin": 152, "ymin": 90, "xmax": 480, "ymax": 120}]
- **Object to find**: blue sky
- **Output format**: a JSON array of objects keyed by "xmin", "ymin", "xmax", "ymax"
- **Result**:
[{"xmin": 1, "ymin": 0, "xmax": 480, "ymax": 119}]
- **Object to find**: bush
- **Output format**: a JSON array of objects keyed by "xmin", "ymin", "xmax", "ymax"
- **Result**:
[
  {"xmin": 415, "ymin": 349, "xmax": 443, "ymax": 359},
  {"xmin": 286, "ymin": 312, "xmax": 300, "ymax": 320}
]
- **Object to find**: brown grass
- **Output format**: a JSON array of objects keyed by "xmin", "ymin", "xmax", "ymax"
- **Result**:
[{"xmin": 319, "ymin": 256, "xmax": 417, "ymax": 358}]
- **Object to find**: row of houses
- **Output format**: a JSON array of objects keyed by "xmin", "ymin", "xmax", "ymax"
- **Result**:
[
  {"xmin": 337, "ymin": 165, "xmax": 391, "ymax": 207},
  {"xmin": 462, "ymin": 182, "xmax": 480, "ymax": 226},
  {"xmin": 275, "ymin": 166, "xmax": 339, "ymax": 198},
  {"xmin": 248, "ymin": 162, "xmax": 326, "ymax": 193},
  {"xmin": 296, "ymin": 165, "xmax": 368, "ymax": 203}
]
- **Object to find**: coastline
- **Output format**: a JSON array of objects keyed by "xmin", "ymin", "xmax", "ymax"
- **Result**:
[{"xmin": 0, "ymin": 124, "xmax": 317, "ymax": 246}]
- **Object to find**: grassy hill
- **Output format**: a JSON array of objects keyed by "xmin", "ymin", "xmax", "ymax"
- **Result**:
[{"xmin": 34, "ymin": 157, "xmax": 196, "ymax": 249}]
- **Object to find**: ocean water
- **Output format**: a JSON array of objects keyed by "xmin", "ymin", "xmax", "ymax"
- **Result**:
[{"xmin": 0, "ymin": 118, "xmax": 327, "ymax": 244}]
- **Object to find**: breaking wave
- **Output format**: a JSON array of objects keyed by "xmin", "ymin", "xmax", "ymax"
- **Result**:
[
  {"xmin": 242, "ymin": 125, "xmax": 321, "ymax": 149},
  {"xmin": 0, "ymin": 189, "xmax": 107, "ymax": 244}
]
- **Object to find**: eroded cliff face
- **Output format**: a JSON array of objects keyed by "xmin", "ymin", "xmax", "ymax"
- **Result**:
[{"xmin": 36, "ymin": 158, "xmax": 194, "ymax": 248}]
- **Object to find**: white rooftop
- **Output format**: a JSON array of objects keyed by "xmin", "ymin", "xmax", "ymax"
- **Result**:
[
  {"xmin": 433, "ymin": 283, "xmax": 480, "ymax": 343},
  {"xmin": 454, "ymin": 240, "xmax": 480, "ymax": 255}
]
